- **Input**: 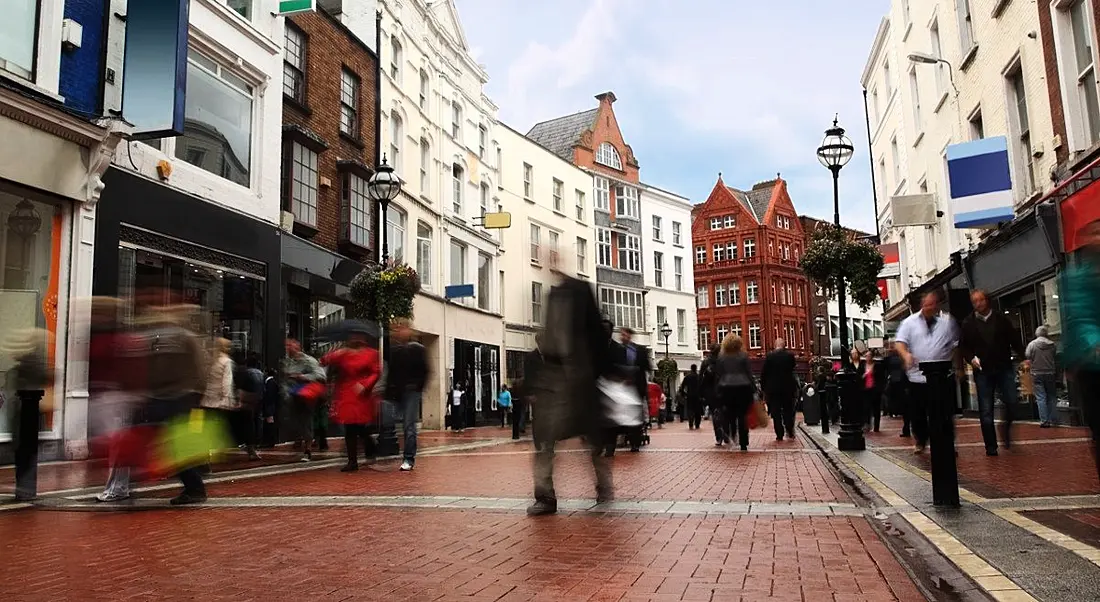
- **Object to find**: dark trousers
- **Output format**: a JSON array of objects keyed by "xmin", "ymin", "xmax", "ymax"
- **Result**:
[
  {"xmin": 228, "ymin": 409, "xmax": 257, "ymax": 449},
  {"xmin": 767, "ymin": 391, "xmax": 795, "ymax": 439},
  {"xmin": 451, "ymin": 403, "xmax": 465, "ymax": 430},
  {"xmin": 975, "ymin": 368, "xmax": 1017, "ymax": 451},
  {"xmin": 500, "ymin": 407, "xmax": 510, "ymax": 427},
  {"xmin": 343, "ymin": 424, "xmax": 376, "ymax": 466},
  {"xmin": 719, "ymin": 386, "xmax": 752, "ymax": 448},
  {"xmin": 686, "ymin": 397, "xmax": 703, "ymax": 429},
  {"xmin": 865, "ymin": 388, "xmax": 882, "ymax": 431},
  {"xmin": 708, "ymin": 399, "xmax": 728, "ymax": 443},
  {"xmin": 909, "ymin": 382, "xmax": 931, "ymax": 447},
  {"xmin": 512, "ymin": 400, "xmax": 527, "ymax": 439},
  {"xmin": 888, "ymin": 382, "xmax": 910, "ymax": 435},
  {"xmin": 534, "ymin": 432, "xmax": 611, "ymax": 504}
]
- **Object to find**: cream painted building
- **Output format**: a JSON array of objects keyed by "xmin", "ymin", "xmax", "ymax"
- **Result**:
[
  {"xmin": 496, "ymin": 123, "xmax": 597, "ymax": 380},
  {"xmin": 863, "ymin": 0, "xmax": 1059, "ymax": 307},
  {"xmin": 377, "ymin": 0, "xmax": 504, "ymax": 429},
  {"xmin": 640, "ymin": 184, "xmax": 701, "ymax": 375}
]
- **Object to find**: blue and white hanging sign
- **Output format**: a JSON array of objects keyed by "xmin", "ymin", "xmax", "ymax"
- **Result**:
[{"xmin": 946, "ymin": 136, "xmax": 1015, "ymax": 229}]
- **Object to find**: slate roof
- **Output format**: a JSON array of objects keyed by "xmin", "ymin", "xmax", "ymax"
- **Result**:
[
  {"xmin": 525, "ymin": 108, "xmax": 599, "ymax": 161},
  {"xmin": 724, "ymin": 183, "xmax": 776, "ymax": 224}
]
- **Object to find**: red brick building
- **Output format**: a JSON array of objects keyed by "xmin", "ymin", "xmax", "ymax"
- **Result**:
[
  {"xmin": 280, "ymin": 8, "xmax": 379, "ymax": 341},
  {"xmin": 691, "ymin": 175, "xmax": 811, "ymax": 371}
]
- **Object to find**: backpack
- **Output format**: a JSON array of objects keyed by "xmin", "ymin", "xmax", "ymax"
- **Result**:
[{"xmin": 239, "ymin": 367, "xmax": 264, "ymax": 407}]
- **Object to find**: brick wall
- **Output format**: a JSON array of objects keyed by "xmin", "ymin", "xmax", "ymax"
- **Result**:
[
  {"xmin": 283, "ymin": 9, "xmax": 379, "ymax": 257},
  {"xmin": 1038, "ymin": 0, "xmax": 1100, "ymax": 171},
  {"xmin": 60, "ymin": 0, "xmax": 107, "ymax": 115}
]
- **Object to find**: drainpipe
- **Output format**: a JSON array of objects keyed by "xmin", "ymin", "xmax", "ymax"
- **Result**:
[{"xmin": 374, "ymin": 9, "xmax": 383, "ymax": 264}]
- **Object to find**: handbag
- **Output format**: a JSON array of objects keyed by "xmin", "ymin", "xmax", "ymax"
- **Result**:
[
  {"xmin": 598, "ymin": 378, "xmax": 645, "ymax": 427},
  {"xmin": 745, "ymin": 400, "xmax": 770, "ymax": 430}
]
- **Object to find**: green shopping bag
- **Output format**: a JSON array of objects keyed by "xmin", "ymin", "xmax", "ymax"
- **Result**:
[{"xmin": 156, "ymin": 409, "xmax": 232, "ymax": 472}]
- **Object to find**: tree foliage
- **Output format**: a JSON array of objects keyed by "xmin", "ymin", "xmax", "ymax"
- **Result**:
[
  {"xmin": 798, "ymin": 225, "xmax": 885, "ymax": 311},
  {"xmin": 656, "ymin": 358, "xmax": 679, "ymax": 388}
]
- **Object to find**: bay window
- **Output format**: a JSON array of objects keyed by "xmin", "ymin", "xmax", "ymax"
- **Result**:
[
  {"xmin": 177, "ymin": 49, "xmax": 254, "ymax": 187},
  {"xmin": 599, "ymin": 287, "xmax": 644, "ymax": 330}
]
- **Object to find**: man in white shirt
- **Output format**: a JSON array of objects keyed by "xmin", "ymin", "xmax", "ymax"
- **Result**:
[{"xmin": 894, "ymin": 289, "xmax": 961, "ymax": 453}]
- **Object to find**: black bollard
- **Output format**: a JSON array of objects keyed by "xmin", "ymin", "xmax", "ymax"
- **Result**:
[
  {"xmin": 14, "ymin": 389, "xmax": 43, "ymax": 501},
  {"xmin": 837, "ymin": 370, "xmax": 866, "ymax": 451},
  {"xmin": 920, "ymin": 360, "xmax": 960, "ymax": 508}
]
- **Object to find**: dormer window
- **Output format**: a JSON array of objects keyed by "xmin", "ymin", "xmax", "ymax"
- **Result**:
[{"xmin": 595, "ymin": 142, "xmax": 622, "ymax": 170}]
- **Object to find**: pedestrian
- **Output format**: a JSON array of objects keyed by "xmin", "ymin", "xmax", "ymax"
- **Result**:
[
  {"xmin": 322, "ymin": 333, "xmax": 382, "ymax": 472},
  {"xmin": 679, "ymin": 364, "xmax": 702, "ymax": 430},
  {"xmin": 142, "ymin": 304, "xmax": 208, "ymax": 505},
  {"xmin": 451, "ymin": 382, "xmax": 466, "ymax": 432},
  {"xmin": 959, "ymin": 289, "xmax": 1026, "ymax": 455},
  {"xmin": 260, "ymin": 368, "xmax": 280, "ymax": 448},
  {"xmin": 861, "ymin": 349, "xmax": 886, "ymax": 432},
  {"xmin": 89, "ymin": 297, "xmax": 143, "ymax": 503},
  {"xmin": 647, "ymin": 380, "xmax": 664, "ymax": 429},
  {"xmin": 511, "ymin": 380, "xmax": 527, "ymax": 440},
  {"xmin": 715, "ymin": 334, "xmax": 753, "ymax": 451},
  {"xmin": 613, "ymin": 327, "xmax": 651, "ymax": 452},
  {"xmin": 1025, "ymin": 326, "xmax": 1058, "ymax": 428},
  {"xmin": 386, "ymin": 318, "xmax": 428, "ymax": 471},
  {"xmin": 761, "ymin": 338, "xmax": 797, "ymax": 441},
  {"xmin": 1063, "ymin": 218, "xmax": 1100, "ymax": 480},
  {"xmin": 199, "ymin": 338, "xmax": 237, "ymax": 468},
  {"xmin": 281, "ymin": 339, "xmax": 326, "ymax": 462},
  {"xmin": 527, "ymin": 243, "xmax": 613, "ymax": 516},
  {"xmin": 894, "ymin": 290, "xmax": 961, "ymax": 454},
  {"xmin": 701, "ymin": 345, "xmax": 726, "ymax": 446},
  {"xmin": 884, "ymin": 340, "xmax": 910, "ymax": 437},
  {"xmin": 498, "ymin": 384, "xmax": 512, "ymax": 428}
]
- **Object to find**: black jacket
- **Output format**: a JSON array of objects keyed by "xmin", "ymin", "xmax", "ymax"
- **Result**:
[
  {"xmin": 386, "ymin": 341, "xmax": 428, "ymax": 399},
  {"xmin": 959, "ymin": 312, "xmax": 1025, "ymax": 374},
  {"xmin": 611, "ymin": 341, "xmax": 652, "ymax": 400},
  {"xmin": 679, "ymin": 371, "xmax": 700, "ymax": 399},
  {"xmin": 761, "ymin": 348, "xmax": 797, "ymax": 398}
]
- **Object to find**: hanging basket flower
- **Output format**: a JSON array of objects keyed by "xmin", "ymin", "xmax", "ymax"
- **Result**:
[
  {"xmin": 799, "ymin": 226, "xmax": 885, "ymax": 311},
  {"xmin": 349, "ymin": 263, "xmax": 420, "ymax": 323},
  {"xmin": 656, "ymin": 358, "xmax": 679, "ymax": 387}
]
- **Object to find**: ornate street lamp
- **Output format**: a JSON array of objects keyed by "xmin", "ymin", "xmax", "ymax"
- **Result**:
[
  {"xmin": 660, "ymin": 322, "xmax": 673, "ymax": 358},
  {"xmin": 816, "ymin": 117, "xmax": 864, "ymax": 451},
  {"xmin": 8, "ymin": 200, "xmax": 42, "ymax": 238},
  {"xmin": 367, "ymin": 155, "xmax": 403, "ymax": 263}
]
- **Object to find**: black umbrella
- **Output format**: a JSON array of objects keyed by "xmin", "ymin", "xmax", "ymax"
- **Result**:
[{"xmin": 313, "ymin": 319, "xmax": 381, "ymax": 343}]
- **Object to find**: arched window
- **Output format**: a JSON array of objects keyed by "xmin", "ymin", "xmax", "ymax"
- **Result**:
[
  {"xmin": 595, "ymin": 142, "xmax": 622, "ymax": 169},
  {"xmin": 386, "ymin": 205, "xmax": 407, "ymax": 264}
]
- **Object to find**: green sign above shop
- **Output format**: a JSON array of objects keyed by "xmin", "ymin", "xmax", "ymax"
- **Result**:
[{"xmin": 278, "ymin": 0, "xmax": 315, "ymax": 15}]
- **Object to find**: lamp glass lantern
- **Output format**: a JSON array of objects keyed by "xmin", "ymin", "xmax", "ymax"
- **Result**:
[
  {"xmin": 660, "ymin": 322, "xmax": 673, "ymax": 340},
  {"xmin": 367, "ymin": 155, "xmax": 403, "ymax": 204},
  {"xmin": 816, "ymin": 119, "xmax": 854, "ymax": 171}
]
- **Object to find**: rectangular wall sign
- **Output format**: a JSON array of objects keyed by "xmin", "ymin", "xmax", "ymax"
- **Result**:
[{"xmin": 946, "ymin": 136, "xmax": 1015, "ymax": 229}]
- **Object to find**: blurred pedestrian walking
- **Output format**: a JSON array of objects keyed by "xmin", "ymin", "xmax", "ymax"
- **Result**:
[
  {"xmin": 884, "ymin": 340, "xmax": 910, "ymax": 437},
  {"xmin": 386, "ymin": 318, "xmax": 428, "ymax": 471},
  {"xmin": 1026, "ymin": 326, "xmax": 1058, "ymax": 427},
  {"xmin": 527, "ymin": 244, "xmax": 613, "ymax": 516},
  {"xmin": 960, "ymin": 289, "xmax": 1026, "ymax": 455},
  {"xmin": 498, "ymin": 384, "xmax": 512, "ymax": 428},
  {"xmin": 89, "ymin": 297, "xmax": 143, "ymax": 502},
  {"xmin": 680, "ymin": 364, "xmax": 702, "ymax": 430},
  {"xmin": 761, "ymin": 338, "xmax": 797, "ymax": 441},
  {"xmin": 281, "ymin": 339, "xmax": 325, "ymax": 462},
  {"xmin": 894, "ymin": 290, "xmax": 960, "ymax": 454},
  {"xmin": 322, "ymin": 333, "xmax": 381, "ymax": 472},
  {"xmin": 450, "ymin": 382, "xmax": 467, "ymax": 432},
  {"xmin": 715, "ymin": 334, "xmax": 753, "ymax": 450},
  {"xmin": 701, "ymin": 345, "xmax": 726, "ymax": 446},
  {"xmin": 610, "ymin": 327, "xmax": 651, "ymax": 452},
  {"xmin": 1062, "ymin": 218, "xmax": 1100, "ymax": 480}
]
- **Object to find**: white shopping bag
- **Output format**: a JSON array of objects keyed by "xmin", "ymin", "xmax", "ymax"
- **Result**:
[{"xmin": 598, "ymin": 378, "xmax": 645, "ymax": 427}]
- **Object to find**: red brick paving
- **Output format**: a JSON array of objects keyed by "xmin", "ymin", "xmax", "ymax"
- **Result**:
[
  {"xmin": 864, "ymin": 416, "xmax": 1100, "ymax": 499},
  {"xmin": 1022, "ymin": 508, "xmax": 1100, "ymax": 550},
  {"xmin": 0, "ymin": 508, "xmax": 923, "ymax": 602}
]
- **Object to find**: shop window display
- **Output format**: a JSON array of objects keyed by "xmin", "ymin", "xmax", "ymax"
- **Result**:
[{"xmin": 0, "ymin": 192, "xmax": 64, "ymax": 439}]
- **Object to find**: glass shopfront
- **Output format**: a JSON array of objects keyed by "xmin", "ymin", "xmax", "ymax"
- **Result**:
[
  {"xmin": 0, "ymin": 192, "xmax": 66, "ymax": 439},
  {"xmin": 117, "ymin": 246, "xmax": 266, "ymax": 359}
]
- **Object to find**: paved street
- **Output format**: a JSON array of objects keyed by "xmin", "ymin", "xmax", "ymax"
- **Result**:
[{"xmin": 0, "ymin": 423, "xmax": 931, "ymax": 602}]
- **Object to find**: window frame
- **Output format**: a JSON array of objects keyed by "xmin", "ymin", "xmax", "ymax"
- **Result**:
[
  {"xmin": 342, "ymin": 171, "xmax": 371, "ymax": 249},
  {"xmin": 672, "ymin": 221, "xmax": 682, "ymax": 245},
  {"xmin": 696, "ymin": 286, "xmax": 709, "ymax": 309},
  {"xmin": 530, "ymin": 223, "xmax": 541, "ymax": 262},
  {"xmin": 673, "ymin": 256, "xmax": 683, "ymax": 291},
  {"xmin": 746, "ymin": 280, "xmax": 759, "ymax": 304},
  {"xmin": 283, "ymin": 22, "xmax": 307, "ymax": 104},
  {"xmin": 576, "ymin": 237, "xmax": 588, "ymax": 274},
  {"xmin": 695, "ymin": 245, "xmax": 706, "ymax": 264},
  {"xmin": 595, "ymin": 142, "xmax": 623, "ymax": 169},
  {"xmin": 616, "ymin": 232, "xmax": 641, "ymax": 272},
  {"xmin": 523, "ymin": 163, "xmax": 533, "ymax": 199},
  {"xmin": 594, "ymin": 177, "xmax": 610, "ymax": 211},
  {"xmin": 652, "ymin": 215, "xmax": 663, "ymax": 241},
  {"xmin": 575, "ymin": 189, "xmax": 586, "ymax": 221},
  {"xmin": 390, "ymin": 35, "xmax": 403, "ymax": 80},
  {"xmin": 653, "ymin": 251, "xmax": 664, "ymax": 288},
  {"xmin": 1053, "ymin": 0, "xmax": 1100, "ymax": 150},
  {"xmin": 531, "ymin": 282, "xmax": 544, "ymax": 324},
  {"xmin": 552, "ymin": 178, "xmax": 564, "ymax": 212},
  {"xmin": 596, "ymin": 228, "xmax": 613, "ymax": 267},
  {"xmin": 416, "ymin": 221, "xmax": 432, "ymax": 289},
  {"xmin": 451, "ymin": 162, "xmax": 464, "ymax": 215},
  {"xmin": 340, "ymin": 68, "xmax": 361, "ymax": 139},
  {"xmin": 289, "ymin": 141, "xmax": 318, "ymax": 228}
]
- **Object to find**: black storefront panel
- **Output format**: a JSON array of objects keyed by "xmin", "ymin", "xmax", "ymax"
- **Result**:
[{"xmin": 94, "ymin": 168, "xmax": 283, "ymax": 364}]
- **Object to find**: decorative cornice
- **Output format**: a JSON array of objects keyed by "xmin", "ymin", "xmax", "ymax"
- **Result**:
[
  {"xmin": 0, "ymin": 87, "xmax": 106, "ymax": 147},
  {"xmin": 84, "ymin": 118, "xmax": 132, "ymax": 209},
  {"xmin": 860, "ymin": 17, "xmax": 891, "ymax": 87}
]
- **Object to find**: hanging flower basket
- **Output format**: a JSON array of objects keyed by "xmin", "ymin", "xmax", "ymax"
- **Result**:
[
  {"xmin": 656, "ymin": 358, "xmax": 679, "ymax": 387},
  {"xmin": 349, "ymin": 263, "xmax": 420, "ymax": 323},
  {"xmin": 798, "ymin": 226, "xmax": 885, "ymax": 311}
]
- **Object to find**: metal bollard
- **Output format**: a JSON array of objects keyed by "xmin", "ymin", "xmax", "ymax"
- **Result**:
[
  {"xmin": 14, "ymin": 389, "xmax": 44, "ymax": 501},
  {"xmin": 836, "ymin": 370, "xmax": 866, "ymax": 451},
  {"xmin": 920, "ymin": 360, "xmax": 960, "ymax": 508}
]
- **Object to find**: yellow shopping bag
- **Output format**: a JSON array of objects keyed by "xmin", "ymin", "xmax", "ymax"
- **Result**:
[{"xmin": 156, "ymin": 409, "xmax": 231, "ymax": 473}]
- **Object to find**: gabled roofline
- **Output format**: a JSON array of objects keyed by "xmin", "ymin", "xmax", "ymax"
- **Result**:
[
  {"xmin": 525, "ymin": 106, "xmax": 598, "ymax": 136},
  {"xmin": 860, "ymin": 17, "xmax": 891, "ymax": 88}
]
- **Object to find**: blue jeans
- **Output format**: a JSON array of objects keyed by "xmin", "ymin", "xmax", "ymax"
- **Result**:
[
  {"xmin": 1033, "ymin": 374, "xmax": 1058, "ymax": 423},
  {"xmin": 974, "ymin": 368, "xmax": 1018, "ymax": 450},
  {"xmin": 389, "ymin": 391, "xmax": 421, "ymax": 463}
]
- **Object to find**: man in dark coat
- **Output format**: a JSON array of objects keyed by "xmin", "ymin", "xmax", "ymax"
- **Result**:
[
  {"xmin": 959, "ymin": 289, "xmax": 1026, "ymax": 455},
  {"xmin": 607, "ymin": 327, "xmax": 651, "ymax": 452},
  {"xmin": 527, "ymin": 249, "xmax": 611, "ymax": 516},
  {"xmin": 700, "ymin": 345, "xmax": 724, "ymax": 445},
  {"xmin": 761, "ymin": 338, "xmax": 797, "ymax": 440},
  {"xmin": 679, "ymin": 364, "xmax": 702, "ymax": 429},
  {"xmin": 884, "ymin": 340, "xmax": 910, "ymax": 436}
]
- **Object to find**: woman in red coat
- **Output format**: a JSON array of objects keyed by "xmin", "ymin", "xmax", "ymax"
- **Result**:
[
  {"xmin": 321, "ymin": 334, "xmax": 381, "ymax": 472},
  {"xmin": 647, "ymin": 381, "xmax": 665, "ymax": 428}
]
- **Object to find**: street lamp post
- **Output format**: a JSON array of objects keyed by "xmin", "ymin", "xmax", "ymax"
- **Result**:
[
  {"xmin": 367, "ymin": 154, "xmax": 403, "ymax": 455},
  {"xmin": 660, "ymin": 322, "xmax": 672, "ymax": 358},
  {"xmin": 660, "ymin": 321, "xmax": 674, "ymax": 422},
  {"xmin": 816, "ymin": 117, "xmax": 864, "ymax": 451}
]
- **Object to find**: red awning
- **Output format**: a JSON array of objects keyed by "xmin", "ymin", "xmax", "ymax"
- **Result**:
[{"xmin": 1062, "ymin": 178, "xmax": 1100, "ymax": 253}]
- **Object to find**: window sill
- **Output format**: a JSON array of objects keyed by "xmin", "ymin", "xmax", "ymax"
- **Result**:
[
  {"xmin": 292, "ymin": 221, "xmax": 319, "ymax": 239},
  {"xmin": 340, "ymin": 132, "xmax": 365, "ymax": 149},
  {"xmin": 524, "ymin": 196, "xmax": 535, "ymax": 204},
  {"xmin": 419, "ymin": 193, "xmax": 433, "ymax": 205},
  {"xmin": 672, "ymin": 243, "xmax": 684, "ymax": 249},
  {"xmin": 653, "ymin": 238, "xmax": 664, "ymax": 244},
  {"xmin": 933, "ymin": 91, "xmax": 949, "ymax": 114},
  {"xmin": 284, "ymin": 94, "xmax": 312, "ymax": 116},
  {"xmin": 901, "ymin": 21, "xmax": 913, "ymax": 42},
  {"xmin": 959, "ymin": 45, "xmax": 979, "ymax": 71},
  {"xmin": 913, "ymin": 131, "xmax": 925, "ymax": 148},
  {"xmin": 552, "ymin": 209, "xmax": 567, "ymax": 218},
  {"xmin": 574, "ymin": 218, "xmax": 587, "ymax": 227},
  {"xmin": 530, "ymin": 259, "xmax": 542, "ymax": 268}
]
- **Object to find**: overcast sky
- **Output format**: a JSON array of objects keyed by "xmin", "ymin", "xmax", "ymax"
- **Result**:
[{"xmin": 454, "ymin": 0, "xmax": 888, "ymax": 233}]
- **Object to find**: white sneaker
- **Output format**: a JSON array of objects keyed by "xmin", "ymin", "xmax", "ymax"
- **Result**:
[{"xmin": 400, "ymin": 460, "xmax": 413, "ymax": 471}]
